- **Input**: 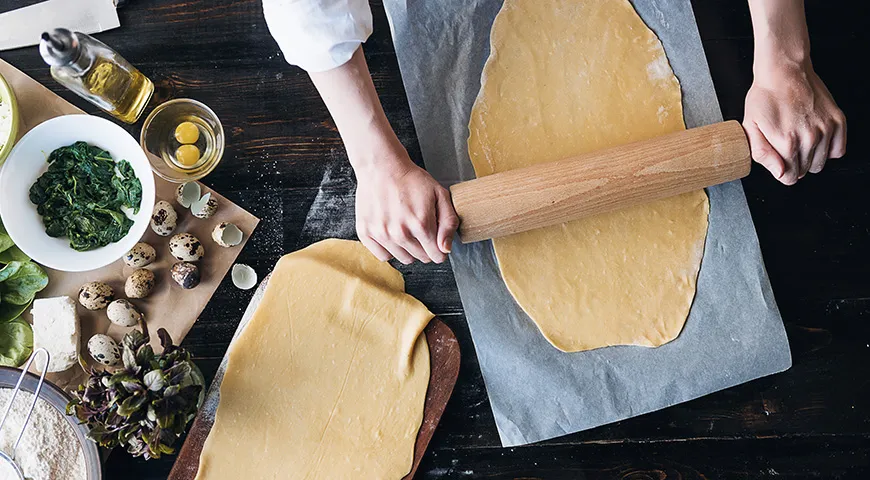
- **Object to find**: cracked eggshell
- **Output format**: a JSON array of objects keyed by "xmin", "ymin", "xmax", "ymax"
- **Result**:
[
  {"xmin": 171, "ymin": 262, "xmax": 201, "ymax": 289},
  {"xmin": 191, "ymin": 193, "xmax": 218, "ymax": 219},
  {"xmin": 88, "ymin": 334, "xmax": 121, "ymax": 367},
  {"xmin": 176, "ymin": 182, "xmax": 202, "ymax": 208},
  {"xmin": 79, "ymin": 282, "xmax": 114, "ymax": 310},
  {"xmin": 212, "ymin": 222, "xmax": 244, "ymax": 248},
  {"xmin": 107, "ymin": 299, "xmax": 142, "ymax": 327},
  {"xmin": 123, "ymin": 242, "xmax": 157, "ymax": 268},
  {"xmin": 169, "ymin": 233, "xmax": 205, "ymax": 262},
  {"xmin": 125, "ymin": 269, "xmax": 156, "ymax": 299},
  {"xmin": 232, "ymin": 264, "xmax": 257, "ymax": 290},
  {"xmin": 150, "ymin": 201, "xmax": 178, "ymax": 236}
]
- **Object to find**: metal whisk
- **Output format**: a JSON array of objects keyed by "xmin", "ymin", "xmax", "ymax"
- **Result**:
[{"xmin": 0, "ymin": 348, "xmax": 50, "ymax": 480}]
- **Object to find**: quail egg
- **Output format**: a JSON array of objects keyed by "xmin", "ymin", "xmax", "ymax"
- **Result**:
[
  {"xmin": 88, "ymin": 334, "xmax": 121, "ymax": 367},
  {"xmin": 125, "ymin": 269, "xmax": 156, "ymax": 299},
  {"xmin": 123, "ymin": 242, "xmax": 157, "ymax": 268},
  {"xmin": 171, "ymin": 262, "xmax": 201, "ymax": 289},
  {"xmin": 169, "ymin": 233, "xmax": 205, "ymax": 262},
  {"xmin": 212, "ymin": 222, "xmax": 243, "ymax": 248},
  {"xmin": 150, "ymin": 201, "xmax": 178, "ymax": 236},
  {"xmin": 191, "ymin": 193, "xmax": 218, "ymax": 219},
  {"xmin": 176, "ymin": 182, "xmax": 202, "ymax": 208},
  {"xmin": 78, "ymin": 282, "xmax": 114, "ymax": 310},
  {"xmin": 107, "ymin": 299, "xmax": 142, "ymax": 327}
]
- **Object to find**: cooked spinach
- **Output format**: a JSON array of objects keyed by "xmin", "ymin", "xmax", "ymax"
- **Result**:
[{"xmin": 29, "ymin": 141, "xmax": 143, "ymax": 251}]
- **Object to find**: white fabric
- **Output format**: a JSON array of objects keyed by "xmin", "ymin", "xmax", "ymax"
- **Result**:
[{"xmin": 263, "ymin": 0, "xmax": 373, "ymax": 72}]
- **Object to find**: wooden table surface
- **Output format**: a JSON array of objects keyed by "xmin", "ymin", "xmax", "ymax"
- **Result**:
[{"xmin": 2, "ymin": 0, "xmax": 868, "ymax": 478}]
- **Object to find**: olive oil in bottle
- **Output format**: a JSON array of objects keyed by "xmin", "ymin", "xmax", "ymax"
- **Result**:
[{"xmin": 39, "ymin": 28, "xmax": 154, "ymax": 124}]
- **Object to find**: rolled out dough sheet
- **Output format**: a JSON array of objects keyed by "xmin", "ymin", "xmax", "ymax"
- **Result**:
[
  {"xmin": 467, "ymin": 0, "xmax": 709, "ymax": 352},
  {"xmin": 195, "ymin": 239, "xmax": 433, "ymax": 479}
]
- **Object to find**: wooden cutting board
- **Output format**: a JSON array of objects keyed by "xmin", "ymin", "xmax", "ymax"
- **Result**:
[{"xmin": 168, "ymin": 274, "xmax": 461, "ymax": 480}]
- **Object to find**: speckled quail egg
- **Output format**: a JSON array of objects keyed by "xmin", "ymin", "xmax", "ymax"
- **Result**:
[
  {"xmin": 169, "ymin": 233, "xmax": 205, "ymax": 262},
  {"xmin": 212, "ymin": 222, "xmax": 243, "ymax": 248},
  {"xmin": 150, "ymin": 201, "xmax": 178, "ymax": 236},
  {"xmin": 171, "ymin": 262, "xmax": 201, "ymax": 289},
  {"xmin": 78, "ymin": 282, "xmax": 114, "ymax": 310},
  {"xmin": 123, "ymin": 242, "xmax": 157, "ymax": 268},
  {"xmin": 88, "ymin": 334, "xmax": 121, "ymax": 367},
  {"xmin": 107, "ymin": 299, "xmax": 142, "ymax": 327},
  {"xmin": 191, "ymin": 193, "xmax": 218, "ymax": 219},
  {"xmin": 125, "ymin": 269, "xmax": 156, "ymax": 299},
  {"xmin": 176, "ymin": 182, "xmax": 202, "ymax": 208}
]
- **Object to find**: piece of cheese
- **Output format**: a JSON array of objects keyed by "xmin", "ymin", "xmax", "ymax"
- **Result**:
[{"xmin": 31, "ymin": 296, "xmax": 80, "ymax": 372}]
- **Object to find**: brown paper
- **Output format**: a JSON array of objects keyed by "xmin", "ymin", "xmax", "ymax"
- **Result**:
[{"xmin": 0, "ymin": 59, "xmax": 260, "ymax": 391}]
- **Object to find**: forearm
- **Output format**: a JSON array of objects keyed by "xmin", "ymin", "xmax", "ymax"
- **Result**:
[
  {"xmin": 747, "ymin": 0, "xmax": 812, "ymax": 72},
  {"xmin": 308, "ymin": 47, "xmax": 409, "ymax": 173}
]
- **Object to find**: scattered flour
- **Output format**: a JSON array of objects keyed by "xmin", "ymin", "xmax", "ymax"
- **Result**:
[{"xmin": 0, "ymin": 389, "xmax": 86, "ymax": 480}]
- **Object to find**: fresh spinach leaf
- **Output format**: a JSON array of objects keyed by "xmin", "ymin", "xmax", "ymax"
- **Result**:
[
  {"xmin": 0, "ymin": 319, "xmax": 33, "ymax": 367},
  {"xmin": 0, "ymin": 300, "xmax": 30, "ymax": 324},
  {"xmin": 0, "ymin": 245, "xmax": 29, "ymax": 264},
  {"xmin": 0, "ymin": 220, "xmax": 13, "ymax": 254},
  {"xmin": 28, "ymin": 141, "xmax": 142, "ymax": 251},
  {"xmin": 0, "ymin": 261, "xmax": 22, "ymax": 282},
  {"xmin": 0, "ymin": 261, "xmax": 49, "ymax": 305}
]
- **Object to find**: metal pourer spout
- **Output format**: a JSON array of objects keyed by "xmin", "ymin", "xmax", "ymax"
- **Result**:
[{"xmin": 38, "ymin": 28, "xmax": 79, "ymax": 67}]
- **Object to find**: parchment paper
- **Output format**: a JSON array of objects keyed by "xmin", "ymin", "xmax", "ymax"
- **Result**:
[
  {"xmin": 0, "ymin": 59, "xmax": 259, "ymax": 391},
  {"xmin": 381, "ymin": 0, "xmax": 792, "ymax": 446}
]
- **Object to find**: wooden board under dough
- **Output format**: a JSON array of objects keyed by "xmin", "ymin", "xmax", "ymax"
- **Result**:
[{"xmin": 168, "ymin": 273, "xmax": 461, "ymax": 480}]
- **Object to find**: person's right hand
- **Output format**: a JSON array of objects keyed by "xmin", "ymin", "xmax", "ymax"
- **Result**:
[{"xmin": 353, "ymin": 143, "xmax": 458, "ymax": 265}]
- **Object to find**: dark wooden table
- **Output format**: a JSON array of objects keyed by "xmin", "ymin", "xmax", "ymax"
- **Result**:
[{"xmin": 2, "ymin": 0, "xmax": 868, "ymax": 478}]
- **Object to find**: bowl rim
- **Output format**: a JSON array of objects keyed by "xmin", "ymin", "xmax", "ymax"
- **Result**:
[
  {"xmin": 0, "ymin": 73, "xmax": 20, "ymax": 165},
  {"xmin": 0, "ymin": 114, "xmax": 156, "ymax": 272},
  {"xmin": 0, "ymin": 367, "xmax": 102, "ymax": 480}
]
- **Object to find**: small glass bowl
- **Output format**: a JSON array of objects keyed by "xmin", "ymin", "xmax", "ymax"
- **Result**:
[{"xmin": 140, "ymin": 98, "xmax": 225, "ymax": 183}]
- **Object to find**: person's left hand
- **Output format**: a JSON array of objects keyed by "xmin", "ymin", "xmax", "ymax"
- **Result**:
[{"xmin": 743, "ymin": 62, "xmax": 847, "ymax": 185}]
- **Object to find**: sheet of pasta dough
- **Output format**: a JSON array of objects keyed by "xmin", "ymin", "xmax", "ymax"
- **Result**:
[
  {"xmin": 195, "ymin": 239, "xmax": 432, "ymax": 480},
  {"xmin": 467, "ymin": 0, "xmax": 709, "ymax": 352}
]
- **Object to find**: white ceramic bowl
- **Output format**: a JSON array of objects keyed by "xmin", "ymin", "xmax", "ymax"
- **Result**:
[{"xmin": 0, "ymin": 115, "xmax": 156, "ymax": 272}]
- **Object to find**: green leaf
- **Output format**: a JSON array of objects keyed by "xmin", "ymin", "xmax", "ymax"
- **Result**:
[
  {"xmin": 0, "ymin": 300, "xmax": 31, "ymax": 323},
  {"xmin": 0, "ymin": 221, "xmax": 13, "ymax": 254},
  {"xmin": 1, "ymin": 262, "xmax": 49, "ymax": 305},
  {"xmin": 0, "ymin": 246, "xmax": 30, "ymax": 264},
  {"xmin": 0, "ymin": 319, "xmax": 33, "ymax": 367},
  {"xmin": 0, "ymin": 262, "xmax": 22, "ymax": 282}
]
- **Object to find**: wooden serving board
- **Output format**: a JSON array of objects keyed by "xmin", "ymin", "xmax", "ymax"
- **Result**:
[{"xmin": 168, "ymin": 274, "xmax": 461, "ymax": 480}]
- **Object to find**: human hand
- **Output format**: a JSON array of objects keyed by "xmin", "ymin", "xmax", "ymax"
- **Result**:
[
  {"xmin": 743, "ymin": 62, "xmax": 846, "ymax": 185},
  {"xmin": 353, "ymin": 143, "xmax": 458, "ymax": 264}
]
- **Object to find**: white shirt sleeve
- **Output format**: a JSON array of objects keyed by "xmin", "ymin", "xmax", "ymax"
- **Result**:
[{"xmin": 262, "ymin": 0, "xmax": 373, "ymax": 73}]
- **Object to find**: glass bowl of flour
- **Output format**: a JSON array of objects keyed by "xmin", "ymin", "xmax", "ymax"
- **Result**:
[
  {"xmin": 0, "ymin": 367, "xmax": 101, "ymax": 480},
  {"xmin": 0, "ymin": 72, "xmax": 18, "ymax": 167}
]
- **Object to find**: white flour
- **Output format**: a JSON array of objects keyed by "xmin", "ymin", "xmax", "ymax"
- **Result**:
[{"xmin": 0, "ymin": 389, "xmax": 87, "ymax": 480}]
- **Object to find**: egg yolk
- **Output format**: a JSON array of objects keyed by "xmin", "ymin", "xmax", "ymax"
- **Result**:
[
  {"xmin": 175, "ymin": 144, "xmax": 201, "ymax": 166},
  {"xmin": 174, "ymin": 121, "xmax": 200, "ymax": 144}
]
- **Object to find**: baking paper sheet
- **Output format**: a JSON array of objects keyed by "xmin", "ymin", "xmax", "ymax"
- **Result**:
[{"xmin": 381, "ymin": 0, "xmax": 792, "ymax": 446}]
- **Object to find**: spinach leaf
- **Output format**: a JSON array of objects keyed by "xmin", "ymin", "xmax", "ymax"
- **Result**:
[
  {"xmin": 0, "ymin": 245, "xmax": 29, "ymax": 264},
  {"xmin": 0, "ymin": 220, "xmax": 13, "ymax": 254},
  {"xmin": 0, "ymin": 261, "xmax": 22, "ymax": 282},
  {"xmin": 0, "ymin": 261, "xmax": 49, "ymax": 305},
  {"xmin": 0, "ymin": 319, "xmax": 33, "ymax": 367},
  {"xmin": 0, "ymin": 300, "xmax": 30, "ymax": 324},
  {"xmin": 28, "ymin": 141, "xmax": 143, "ymax": 251}
]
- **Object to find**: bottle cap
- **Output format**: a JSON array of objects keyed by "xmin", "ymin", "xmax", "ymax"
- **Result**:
[{"xmin": 39, "ymin": 28, "xmax": 80, "ymax": 67}]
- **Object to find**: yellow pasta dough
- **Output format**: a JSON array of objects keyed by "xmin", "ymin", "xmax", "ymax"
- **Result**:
[
  {"xmin": 467, "ymin": 0, "xmax": 709, "ymax": 352},
  {"xmin": 195, "ymin": 239, "xmax": 432, "ymax": 479}
]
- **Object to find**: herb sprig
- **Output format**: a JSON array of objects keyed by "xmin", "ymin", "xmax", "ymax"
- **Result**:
[{"xmin": 68, "ymin": 324, "xmax": 203, "ymax": 459}]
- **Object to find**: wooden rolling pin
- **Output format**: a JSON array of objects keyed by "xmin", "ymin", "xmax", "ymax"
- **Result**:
[{"xmin": 450, "ymin": 120, "xmax": 751, "ymax": 243}]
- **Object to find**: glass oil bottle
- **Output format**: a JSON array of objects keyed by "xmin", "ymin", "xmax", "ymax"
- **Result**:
[{"xmin": 39, "ymin": 28, "xmax": 154, "ymax": 124}]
